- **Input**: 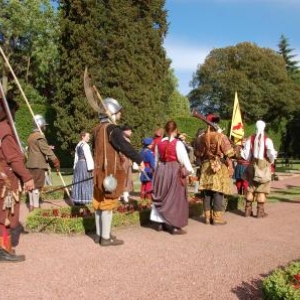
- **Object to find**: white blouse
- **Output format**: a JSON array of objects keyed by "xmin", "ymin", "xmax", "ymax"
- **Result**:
[
  {"xmin": 73, "ymin": 142, "xmax": 94, "ymax": 171},
  {"xmin": 241, "ymin": 136, "xmax": 277, "ymax": 164}
]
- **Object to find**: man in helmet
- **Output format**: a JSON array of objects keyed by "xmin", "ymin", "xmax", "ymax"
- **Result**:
[
  {"xmin": 93, "ymin": 97, "xmax": 145, "ymax": 246},
  {"xmin": 26, "ymin": 114, "xmax": 60, "ymax": 211},
  {"xmin": 0, "ymin": 93, "xmax": 34, "ymax": 262}
]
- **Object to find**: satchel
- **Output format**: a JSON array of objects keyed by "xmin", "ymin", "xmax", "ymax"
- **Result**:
[
  {"xmin": 209, "ymin": 157, "xmax": 222, "ymax": 173},
  {"xmin": 253, "ymin": 159, "xmax": 271, "ymax": 183}
]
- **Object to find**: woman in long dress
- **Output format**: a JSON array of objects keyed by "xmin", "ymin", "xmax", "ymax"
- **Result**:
[
  {"xmin": 72, "ymin": 132, "xmax": 94, "ymax": 205},
  {"xmin": 151, "ymin": 120, "xmax": 194, "ymax": 234}
]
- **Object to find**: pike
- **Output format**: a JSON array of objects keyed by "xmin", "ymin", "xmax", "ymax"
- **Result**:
[
  {"xmin": 44, "ymin": 177, "xmax": 93, "ymax": 194},
  {"xmin": 0, "ymin": 46, "xmax": 71, "ymax": 200},
  {"xmin": 0, "ymin": 82, "xmax": 23, "ymax": 152}
]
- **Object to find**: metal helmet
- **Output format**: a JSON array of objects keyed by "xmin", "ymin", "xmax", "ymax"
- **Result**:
[
  {"xmin": 103, "ymin": 98, "xmax": 122, "ymax": 115},
  {"xmin": 33, "ymin": 114, "xmax": 48, "ymax": 129}
]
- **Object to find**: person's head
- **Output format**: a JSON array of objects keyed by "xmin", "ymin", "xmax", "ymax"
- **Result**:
[
  {"xmin": 142, "ymin": 137, "xmax": 153, "ymax": 148},
  {"xmin": 154, "ymin": 127, "xmax": 164, "ymax": 137},
  {"xmin": 0, "ymin": 95, "xmax": 19, "ymax": 121},
  {"xmin": 102, "ymin": 97, "xmax": 122, "ymax": 123},
  {"xmin": 33, "ymin": 114, "xmax": 48, "ymax": 132},
  {"xmin": 121, "ymin": 124, "xmax": 133, "ymax": 138},
  {"xmin": 164, "ymin": 120, "xmax": 178, "ymax": 137},
  {"xmin": 80, "ymin": 131, "xmax": 90, "ymax": 142},
  {"xmin": 179, "ymin": 133, "xmax": 187, "ymax": 141},
  {"xmin": 255, "ymin": 120, "xmax": 266, "ymax": 135}
]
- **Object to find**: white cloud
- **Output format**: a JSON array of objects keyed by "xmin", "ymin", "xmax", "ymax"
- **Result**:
[{"xmin": 164, "ymin": 39, "xmax": 210, "ymax": 72}]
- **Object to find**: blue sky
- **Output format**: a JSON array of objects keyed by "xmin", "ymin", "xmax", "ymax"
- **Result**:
[{"xmin": 164, "ymin": 0, "xmax": 300, "ymax": 95}]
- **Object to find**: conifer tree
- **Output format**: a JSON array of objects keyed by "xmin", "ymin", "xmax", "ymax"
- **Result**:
[
  {"xmin": 55, "ymin": 0, "xmax": 171, "ymax": 152},
  {"xmin": 54, "ymin": 0, "xmax": 105, "ymax": 151},
  {"xmin": 278, "ymin": 35, "xmax": 300, "ymax": 83}
]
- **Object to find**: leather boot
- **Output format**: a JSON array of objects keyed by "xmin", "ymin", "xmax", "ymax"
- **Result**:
[
  {"xmin": 0, "ymin": 247, "xmax": 25, "ymax": 263},
  {"xmin": 244, "ymin": 201, "xmax": 253, "ymax": 217},
  {"xmin": 212, "ymin": 211, "xmax": 227, "ymax": 225},
  {"xmin": 204, "ymin": 210, "xmax": 212, "ymax": 225},
  {"xmin": 257, "ymin": 202, "xmax": 268, "ymax": 218}
]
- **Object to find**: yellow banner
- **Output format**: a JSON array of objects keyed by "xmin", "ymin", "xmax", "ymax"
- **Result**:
[{"xmin": 230, "ymin": 91, "xmax": 244, "ymax": 141}]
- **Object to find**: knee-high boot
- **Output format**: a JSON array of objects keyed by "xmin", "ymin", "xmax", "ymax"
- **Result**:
[
  {"xmin": 204, "ymin": 210, "xmax": 212, "ymax": 225},
  {"xmin": 257, "ymin": 202, "xmax": 268, "ymax": 218},
  {"xmin": 244, "ymin": 201, "xmax": 253, "ymax": 217},
  {"xmin": 212, "ymin": 211, "xmax": 227, "ymax": 225}
]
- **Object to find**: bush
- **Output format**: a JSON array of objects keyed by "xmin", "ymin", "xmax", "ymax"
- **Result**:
[{"xmin": 262, "ymin": 261, "xmax": 300, "ymax": 300}]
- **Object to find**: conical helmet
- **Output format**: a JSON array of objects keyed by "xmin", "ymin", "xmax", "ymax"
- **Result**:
[
  {"xmin": 103, "ymin": 98, "xmax": 122, "ymax": 115},
  {"xmin": 33, "ymin": 114, "xmax": 48, "ymax": 129}
]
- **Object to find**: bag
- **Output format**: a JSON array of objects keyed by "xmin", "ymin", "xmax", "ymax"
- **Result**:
[
  {"xmin": 209, "ymin": 157, "xmax": 222, "ymax": 173},
  {"xmin": 253, "ymin": 159, "xmax": 271, "ymax": 183}
]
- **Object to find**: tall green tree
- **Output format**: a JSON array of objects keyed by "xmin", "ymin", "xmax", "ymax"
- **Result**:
[
  {"xmin": 0, "ymin": 0, "xmax": 58, "ymax": 101},
  {"xmin": 189, "ymin": 42, "xmax": 300, "ymax": 123},
  {"xmin": 55, "ymin": 0, "xmax": 171, "ymax": 151},
  {"xmin": 277, "ymin": 34, "xmax": 300, "ymax": 84},
  {"xmin": 165, "ymin": 69, "xmax": 190, "ymax": 118}
]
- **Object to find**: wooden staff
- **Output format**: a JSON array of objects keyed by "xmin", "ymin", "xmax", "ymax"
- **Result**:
[{"xmin": 0, "ymin": 46, "xmax": 71, "ymax": 200}]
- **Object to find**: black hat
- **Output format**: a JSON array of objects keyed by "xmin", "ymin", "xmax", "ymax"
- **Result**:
[{"xmin": 121, "ymin": 124, "xmax": 133, "ymax": 131}]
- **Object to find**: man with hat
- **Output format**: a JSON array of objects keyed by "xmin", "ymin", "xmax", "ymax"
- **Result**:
[
  {"xmin": 196, "ymin": 113, "xmax": 235, "ymax": 225},
  {"xmin": 93, "ymin": 98, "xmax": 145, "ymax": 246},
  {"xmin": 139, "ymin": 137, "xmax": 155, "ymax": 200},
  {"xmin": 0, "ymin": 92, "xmax": 34, "ymax": 262}
]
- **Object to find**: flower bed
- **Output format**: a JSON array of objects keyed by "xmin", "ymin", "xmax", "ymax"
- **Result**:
[
  {"xmin": 25, "ymin": 199, "xmax": 203, "ymax": 234},
  {"xmin": 262, "ymin": 261, "xmax": 300, "ymax": 299}
]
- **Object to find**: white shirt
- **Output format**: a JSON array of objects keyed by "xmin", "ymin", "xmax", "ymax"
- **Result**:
[
  {"xmin": 241, "ymin": 136, "xmax": 277, "ymax": 164},
  {"xmin": 73, "ymin": 142, "xmax": 94, "ymax": 171}
]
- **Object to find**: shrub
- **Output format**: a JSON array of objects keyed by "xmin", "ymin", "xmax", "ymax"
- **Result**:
[{"xmin": 262, "ymin": 261, "xmax": 300, "ymax": 300}]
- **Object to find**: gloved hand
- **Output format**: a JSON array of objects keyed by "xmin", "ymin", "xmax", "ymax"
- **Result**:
[{"xmin": 52, "ymin": 158, "xmax": 60, "ymax": 172}]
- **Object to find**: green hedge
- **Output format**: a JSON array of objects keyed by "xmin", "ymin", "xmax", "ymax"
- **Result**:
[{"xmin": 263, "ymin": 261, "xmax": 300, "ymax": 300}]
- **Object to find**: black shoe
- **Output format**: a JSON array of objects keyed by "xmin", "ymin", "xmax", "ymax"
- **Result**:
[
  {"xmin": 153, "ymin": 222, "xmax": 163, "ymax": 232},
  {"xmin": 170, "ymin": 227, "xmax": 187, "ymax": 235},
  {"xmin": 0, "ymin": 248, "xmax": 26, "ymax": 263},
  {"xmin": 100, "ymin": 237, "xmax": 124, "ymax": 247},
  {"xmin": 93, "ymin": 235, "xmax": 101, "ymax": 244}
]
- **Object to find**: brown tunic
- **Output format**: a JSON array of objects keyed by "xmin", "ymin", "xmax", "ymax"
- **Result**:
[
  {"xmin": 0, "ymin": 120, "xmax": 32, "ymax": 227},
  {"xmin": 92, "ymin": 122, "xmax": 142, "ymax": 210},
  {"xmin": 197, "ymin": 130, "xmax": 235, "ymax": 195}
]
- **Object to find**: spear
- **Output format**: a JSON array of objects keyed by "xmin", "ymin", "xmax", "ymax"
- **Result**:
[{"xmin": 0, "ymin": 46, "xmax": 71, "ymax": 200}]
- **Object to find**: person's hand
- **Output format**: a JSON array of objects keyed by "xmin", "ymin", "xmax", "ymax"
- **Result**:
[
  {"xmin": 52, "ymin": 158, "xmax": 60, "ymax": 172},
  {"xmin": 139, "ymin": 161, "xmax": 145, "ymax": 172},
  {"xmin": 24, "ymin": 179, "xmax": 35, "ymax": 192}
]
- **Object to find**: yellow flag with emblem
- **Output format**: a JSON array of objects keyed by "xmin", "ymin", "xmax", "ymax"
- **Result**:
[{"xmin": 230, "ymin": 91, "xmax": 244, "ymax": 143}]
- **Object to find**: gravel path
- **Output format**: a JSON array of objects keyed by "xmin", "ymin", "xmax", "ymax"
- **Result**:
[{"xmin": 2, "ymin": 175, "xmax": 300, "ymax": 300}]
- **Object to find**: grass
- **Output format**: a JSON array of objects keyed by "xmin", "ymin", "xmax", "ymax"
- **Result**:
[{"xmin": 268, "ymin": 186, "xmax": 300, "ymax": 203}]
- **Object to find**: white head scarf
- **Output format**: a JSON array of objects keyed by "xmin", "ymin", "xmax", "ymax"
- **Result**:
[{"xmin": 253, "ymin": 120, "xmax": 266, "ymax": 159}]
